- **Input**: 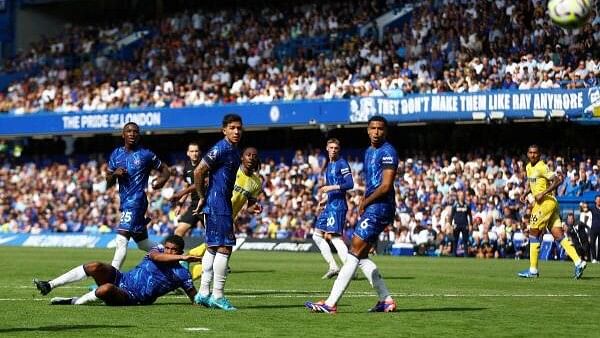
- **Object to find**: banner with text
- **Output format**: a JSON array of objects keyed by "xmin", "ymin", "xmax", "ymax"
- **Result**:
[
  {"xmin": 0, "ymin": 100, "xmax": 348, "ymax": 136},
  {"xmin": 349, "ymin": 87, "xmax": 599, "ymax": 123},
  {"xmin": 0, "ymin": 233, "xmax": 165, "ymax": 248},
  {"xmin": 0, "ymin": 88, "xmax": 598, "ymax": 136}
]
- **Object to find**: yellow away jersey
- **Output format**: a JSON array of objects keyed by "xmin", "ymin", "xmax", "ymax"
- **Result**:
[
  {"xmin": 231, "ymin": 168, "xmax": 262, "ymax": 218},
  {"xmin": 526, "ymin": 161, "xmax": 556, "ymax": 199}
]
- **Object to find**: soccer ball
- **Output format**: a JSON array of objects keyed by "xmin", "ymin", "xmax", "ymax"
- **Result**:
[{"xmin": 547, "ymin": 0, "xmax": 593, "ymax": 28}]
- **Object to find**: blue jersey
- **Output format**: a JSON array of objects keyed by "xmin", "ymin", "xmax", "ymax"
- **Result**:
[
  {"xmin": 108, "ymin": 146, "xmax": 162, "ymax": 211},
  {"xmin": 202, "ymin": 139, "xmax": 240, "ymax": 216},
  {"xmin": 324, "ymin": 159, "xmax": 353, "ymax": 211},
  {"xmin": 119, "ymin": 246, "xmax": 194, "ymax": 305},
  {"xmin": 364, "ymin": 142, "xmax": 398, "ymax": 217}
]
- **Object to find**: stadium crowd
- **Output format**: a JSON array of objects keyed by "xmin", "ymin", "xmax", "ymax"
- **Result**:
[
  {"xmin": 1, "ymin": 147, "xmax": 599, "ymax": 259},
  {"xmin": 1, "ymin": 0, "xmax": 600, "ymax": 114}
]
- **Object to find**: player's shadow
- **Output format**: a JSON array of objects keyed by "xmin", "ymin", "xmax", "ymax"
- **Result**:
[
  {"xmin": 242, "ymin": 304, "xmax": 305, "ymax": 309},
  {"xmin": 0, "ymin": 325, "xmax": 134, "ymax": 333},
  {"xmin": 229, "ymin": 290, "xmax": 316, "ymax": 296},
  {"xmin": 379, "ymin": 276, "xmax": 415, "ymax": 280},
  {"xmin": 230, "ymin": 269, "xmax": 276, "ymax": 274},
  {"xmin": 397, "ymin": 307, "xmax": 487, "ymax": 313}
]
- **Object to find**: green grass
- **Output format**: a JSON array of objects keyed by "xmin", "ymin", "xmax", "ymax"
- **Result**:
[{"xmin": 1, "ymin": 247, "xmax": 599, "ymax": 337}]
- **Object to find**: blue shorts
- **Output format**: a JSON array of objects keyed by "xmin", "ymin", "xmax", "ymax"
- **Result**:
[
  {"xmin": 114, "ymin": 271, "xmax": 142, "ymax": 305},
  {"xmin": 353, "ymin": 211, "xmax": 393, "ymax": 244},
  {"xmin": 315, "ymin": 209, "xmax": 346, "ymax": 235},
  {"xmin": 117, "ymin": 208, "xmax": 148, "ymax": 240},
  {"xmin": 203, "ymin": 213, "xmax": 235, "ymax": 247}
]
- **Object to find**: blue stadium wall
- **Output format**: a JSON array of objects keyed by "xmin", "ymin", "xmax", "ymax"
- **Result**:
[{"xmin": 1, "ymin": 87, "xmax": 599, "ymax": 136}]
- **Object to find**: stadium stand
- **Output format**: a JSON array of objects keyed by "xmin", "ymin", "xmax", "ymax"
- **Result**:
[
  {"xmin": 0, "ymin": 0, "xmax": 598, "ymax": 113},
  {"xmin": 1, "ymin": 145, "xmax": 598, "ymax": 259}
]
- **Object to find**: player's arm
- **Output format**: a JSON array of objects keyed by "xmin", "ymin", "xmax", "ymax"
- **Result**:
[
  {"xmin": 245, "ymin": 198, "xmax": 262, "ymax": 214},
  {"xmin": 467, "ymin": 205, "xmax": 472, "ymax": 226},
  {"xmin": 170, "ymin": 184, "xmax": 196, "ymax": 204},
  {"xmin": 520, "ymin": 180, "xmax": 531, "ymax": 204},
  {"xmin": 359, "ymin": 168, "xmax": 395, "ymax": 214},
  {"xmin": 320, "ymin": 165, "xmax": 354, "ymax": 194},
  {"xmin": 193, "ymin": 160, "xmax": 210, "ymax": 213},
  {"xmin": 535, "ymin": 172, "xmax": 563, "ymax": 203},
  {"xmin": 148, "ymin": 250, "xmax": 202, "ymax": 264},
  {"xmin": 245, "ymin": 181, "xmax": 264, "ymax": 214},
  {"xmin": 106, "ymin": 167, "xmax": 126, "ymax": 188},
  {"xmin": 151, "ymin": 162, "xmax": 171, "ymax": 189}
]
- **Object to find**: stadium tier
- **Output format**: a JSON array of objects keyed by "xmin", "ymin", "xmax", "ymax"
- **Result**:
[
  {"xmin": 0, "ymin": 0, "xmax": 598, "ymax": 114},
  {"xmin": 0, "ymin": 143, "xmax": 598, "ymax": 259}
]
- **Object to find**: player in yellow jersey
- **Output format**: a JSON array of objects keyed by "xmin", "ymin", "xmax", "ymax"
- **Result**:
[
  {"xmin": 518, "ymin": 145, "xmax": 587, "ymax": 279},
  {"xmin": 189, "ymin": 147, "xmax": 262, "ymax": 280}
]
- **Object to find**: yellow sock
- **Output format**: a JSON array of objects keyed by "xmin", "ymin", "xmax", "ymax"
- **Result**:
[
  {"xmin": 530, "ymin": 242, "xmax": 540, "ymax": 271},
  {"xmin": 560, "ymin": 238, "xmax": 582, "ymax": 265},
  {"xmin": 192, "ymin": 264, "xmax": 203, "ymax": 281},
  {"xmin": 189, "ymin": 243, "xmax": 207, "ymax": 257}
]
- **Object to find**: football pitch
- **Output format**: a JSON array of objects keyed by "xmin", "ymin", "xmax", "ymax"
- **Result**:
[{"xmin": 1, "ymin": 247, "xmax": 599, "ymax": 337}]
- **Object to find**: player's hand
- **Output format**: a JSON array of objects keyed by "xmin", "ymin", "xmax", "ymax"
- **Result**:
[
  {"xmin": 317, "ymin": 198, "xmax": 326, "ymax": 212},
  {"xmin": 192, "ymin": 198, "xmax": 205, "ymax": 215},
  {"xmin": 152, "ymin": 177, "xmax": 168, "ymax": 190},
  {"xmin": 169, "ymin": 193, "xmax": 182, "ymax": 205},
  {"xmin": 519, "ymin": 194, "xmax": 527, "ymax": 204},
  {"xmin": 358, "ymin": 198, "xmax": 366, "ymax": 215},
  {"xmin": 181, "ymin": 255, "xmax": 202, "ymax": 263},
  {"xmin": 248, "ymin": 203, "xmax": 263, "ymax": 214},
  {"xmin": 318, "ymin": 185, "xmax": 332, "ymax": 194},
  {"xmin": 113, "ymin": 167, "xmax": 127, "ymax": 177},
  {"xmin": 173, "ymin": 204, "xmax": 182, "ymax": 216}
]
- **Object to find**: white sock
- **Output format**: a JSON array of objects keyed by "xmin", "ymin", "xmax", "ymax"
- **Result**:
[
  {"xmin": 212, "ymin": 252, "xmax": 230, "ymax": 299},
  {"xmin": 325, "ymin": 254, "xmax": 359, "ymax": 307},
  {"xmin": 331, "ymin": 237, "xmax": 348, "ymax": 264},
  {"xmin": 314, "ymin": 232, "xmax": 337, "ymax": 270},
  {"xmin": 111, "ymin": 234, "xmax": 129, "ymax": 270},
  {"xmin": 73, "ymin": 290, "xmax": 99, "ymax": 305},
  {"xmin": 199, "ymin": 250, "xmax": 216, "ymax": 297},
  {"xmin": 359, "ymin": 258, "xmax": 391, "ymax": 301},
  {"xmin": 49, "ymin": 265, "xmax": 87, "ymax": 289},
  {"xmin": 136, "ymin": 239, "xmax": 157, "ymax": 252}
]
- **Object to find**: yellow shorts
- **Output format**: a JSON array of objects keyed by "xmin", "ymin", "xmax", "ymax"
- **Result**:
[
  {"xmin": 529, "ymin": 198, "xmax": 561, "ymax": 230},
  {"xmin": 189, "ymin": 243, "xmax": 207, "ymax": 257}
]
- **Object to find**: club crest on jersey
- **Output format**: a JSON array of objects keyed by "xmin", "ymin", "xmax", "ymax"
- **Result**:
[{"xmin": 207, "ymin": 148, "xmax": 218, "ymax": 161}]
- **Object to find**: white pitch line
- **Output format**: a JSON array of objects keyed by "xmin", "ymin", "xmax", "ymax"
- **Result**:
[
  {"xmin": 183, "ymin": 327, "xmax": 210, "ymax": 331},
  {"xmin": 2, "ymin": 294, "xmax": 597, "ymax": 302}
]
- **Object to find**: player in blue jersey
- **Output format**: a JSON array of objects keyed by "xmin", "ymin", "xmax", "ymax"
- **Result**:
[
  {"xmin": 314, "ymin": 138, "xmax": 354, "ymax": 279},
  {"xmin": 33, "ymin": 235, "xmax": 201, "ymax": 305},
  {"xmin": 192, "ymin": 114, "xmax": 242, "ymax": 311},
  {"xmin": 306, "ymin": 116, "xmax": 398, "ymax": 313},
  {"xmin": 106, "ymin": 122, "xmax": 171, "ymax": 271}
]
